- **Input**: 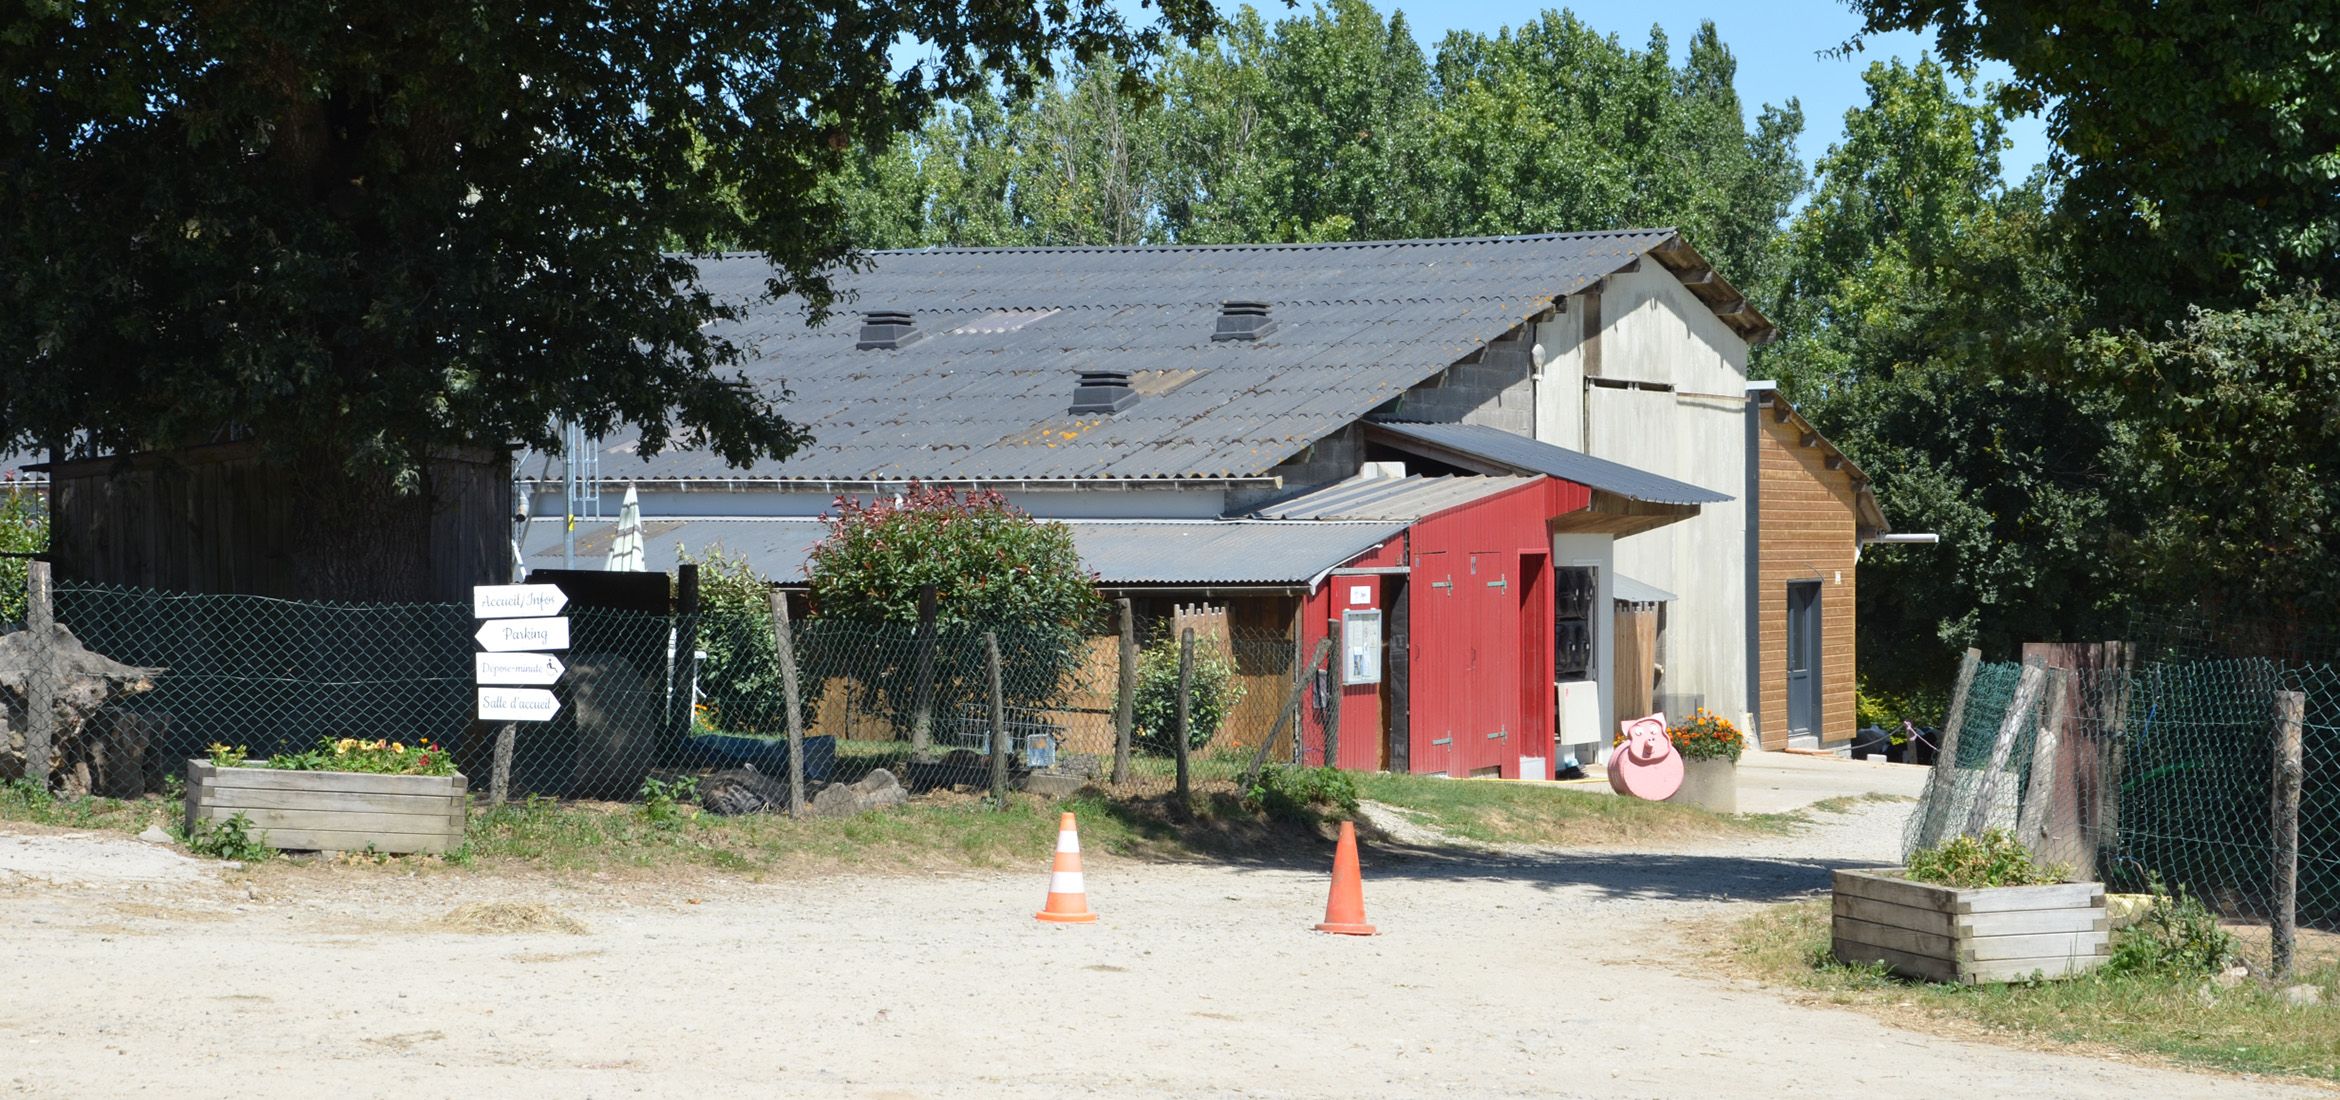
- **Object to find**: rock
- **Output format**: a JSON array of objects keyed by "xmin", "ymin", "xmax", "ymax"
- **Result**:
[
  {"xmin": 811, "ymin": 768, "xmax": 908, "ymax": 818},
  {"xmin": 0, "ymin": 625, "xmax": 166, "ymax": 793},
  {"xmin": 2104, "ymin": 893, "xmax": 2156, "ymax": 930},
  {"xmin": 2280, "ymin": 984, "xmax": 2323, "ymax": 1008},
  {"xmin": 1021, "ymin": 773, "xmax": 1093, "ymax": 799},
  {"xmin": 700, "ymin": 765, "xmax": 790, "ymax": 816},
  {"xmin": 2214, "ymin": 965, "xmax": 2250, "ymax": 989},
  {"xmin": 135, "ymin": 826, "xmax": 175, "ymax": 846}
]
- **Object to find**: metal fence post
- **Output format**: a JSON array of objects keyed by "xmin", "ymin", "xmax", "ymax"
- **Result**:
[
  {"xmin": 911, "ymin": 584, "xmax": 938, "ymax": 761},
  {"xmin": 1174, "ymin": 628, "xmax": 1194, "ymax": 804},
  {"xmin": 1243, "ymin": 637, "xmax": 1334, "ymax": 790},
  {"xmin": 770, "ymin": 590, "xmax": 808, "ymax": 818},
  {"xmin": 986, "ymin": 631, "xmax": 1007, "ymax": 809},
  {"xmin": 1113, "ymin": 598, "xmax": 1135, "ymax": 787},
  {"xmin": 24, "ymin": 561, "xmax": 53, "ymax": 790},
  {"xmin": 2272, "ymin": 689, "xmax": 2304, "ymax": 979}
]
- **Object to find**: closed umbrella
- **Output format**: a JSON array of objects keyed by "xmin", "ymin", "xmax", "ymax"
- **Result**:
[{"xmin": 605, "ymin": 484, "xmax": 646, "ymax": 571}]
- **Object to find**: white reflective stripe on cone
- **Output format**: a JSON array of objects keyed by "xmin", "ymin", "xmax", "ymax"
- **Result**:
[
  {"xmin": 1049, "ymin": 872, "xmax": 1086, "ymax": 895},
  {"xmin": 1056, "ymin": 830, "xmax": 1081, "ymax": 854}
]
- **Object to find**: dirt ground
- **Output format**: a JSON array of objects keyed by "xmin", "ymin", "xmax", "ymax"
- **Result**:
[{"xmin": 0, "ymin": 761, "xmax": 2323, "ymax": 1099}]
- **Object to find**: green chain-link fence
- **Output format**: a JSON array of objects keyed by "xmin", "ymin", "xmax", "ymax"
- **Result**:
[
  {"xmin": 11, "ymin": 581, "xmax": 1303, "ymax": 809},
  {"xmin": 1904, "ymin": 645, "xmax": 2337, "ymax": 928}
]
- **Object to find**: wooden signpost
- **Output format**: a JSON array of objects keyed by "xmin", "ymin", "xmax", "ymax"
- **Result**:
[{"xmin": 472, "ymin": 584, "xmax": 570, "ymax": 806}]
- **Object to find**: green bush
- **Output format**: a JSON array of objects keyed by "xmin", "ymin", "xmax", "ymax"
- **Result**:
[
  {"xmin": 185, "ymin": 812, "xmax": 272, "ymax": 862},
  {"xmin": 1245, "ymin": 764, "xmax": 1359, "ymax": 825},
  {"xmin": 1132, "ymin": 636, "xmax": 1246, "ymax": 754},
  {"xmin": 683, "ymin": 545, "xmax": 786, "ymax": 734},
  {"xmin": 0, "ymin": 484, "xmax": 43, "ymax": 625},
  {"xmin": 1905, "ymin": 829, "xmax": 2068, "ymax": 888},
  {"xmin": 2107, "ymin": 877, "xmax": 2239, "ymax": 977},
  {"xmin": 803, "ymin": 485, "xmax": 1100, "ymax": 734}
]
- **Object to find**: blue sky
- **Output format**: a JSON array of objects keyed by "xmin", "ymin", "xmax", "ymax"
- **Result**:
[{"xmin": 1260, "ymin": 0, "xmax": 2050, "ymax": 182}]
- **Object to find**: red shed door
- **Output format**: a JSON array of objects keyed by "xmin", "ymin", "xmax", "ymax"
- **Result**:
[
  {"xmin": 1465, "ymin": 550, "xmax": 1519, "ymax": 777},
  {"xmin": 1409, "ymin": 551, "xmax": 1453, "ymax": 775}
]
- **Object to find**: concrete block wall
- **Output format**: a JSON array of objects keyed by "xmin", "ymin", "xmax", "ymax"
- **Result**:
[
  {"xmin": 1385, "ymin": 329, "xmax": 1536, "ymax": 433},
  {"xmin": 1228, "ymin": 425, "xmax": 1365, "ymax": 514}
]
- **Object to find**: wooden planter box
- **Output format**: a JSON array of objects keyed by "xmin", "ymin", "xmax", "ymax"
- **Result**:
[
  {"xmin": 186, "ymin": 761, "xmax": 467, "ymax": 855},
  {"xmin": 1667, "ymin": 757, "xmax": 1737, "ymax": 814},
  {"xmin": 1831, "ymin": 868, "xmax": 2108, "ymax": 984}
]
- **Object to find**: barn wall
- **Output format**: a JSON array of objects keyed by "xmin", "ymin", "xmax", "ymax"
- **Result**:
[
  {"xmin": 1755, "ymin": 417, "xmax": 1860, "ymax": 748},
  {"xmin": 1537, "ymin": 266, "xmax": 1751, "ymax": 732}
]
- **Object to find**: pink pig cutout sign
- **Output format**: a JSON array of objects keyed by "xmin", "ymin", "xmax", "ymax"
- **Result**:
[{"xmin": 1608, "ymin": 711, "xmax": 1683, "ymax": 801}]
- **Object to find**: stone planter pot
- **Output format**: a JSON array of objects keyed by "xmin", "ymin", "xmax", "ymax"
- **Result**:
[
  {"xmin": 186, "ymin": 760, "xmax": 467, "ymax": 855},
  {"xmin": 1831, "ymin": 868, "xmax": 2109, "ymax": 984},
  {"xmin": 1665, "ymin": 756, "xmax": 1737, "ymax": 814}
]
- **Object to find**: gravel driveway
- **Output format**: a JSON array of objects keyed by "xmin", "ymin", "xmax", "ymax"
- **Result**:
[{"xmin": 0, "ymin": 776, "xmax": 2319, "ymax": 1099}]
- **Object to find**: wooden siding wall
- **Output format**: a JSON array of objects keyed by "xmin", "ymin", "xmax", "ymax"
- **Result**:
[
  {"xmin": 1756, "ymin": 420, "xmax": 1859, "ymax": 749},
  {"xmin": 47, "ymin": 444, "xmax": 509, "ymax": 603}
]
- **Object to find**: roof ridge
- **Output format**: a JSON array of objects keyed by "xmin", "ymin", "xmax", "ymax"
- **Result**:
[{"xmin": 853, "ymin": 228, "xmax": 1676, "ymax": 259}]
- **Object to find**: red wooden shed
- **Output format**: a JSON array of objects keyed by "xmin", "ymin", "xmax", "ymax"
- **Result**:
[{"xmin": 1266, "ymin": 474, "xmax": 1589, "ymax": 779}]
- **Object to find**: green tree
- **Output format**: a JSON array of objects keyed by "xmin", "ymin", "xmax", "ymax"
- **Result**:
[
  {"xmin": 0, "ymin": 1, "xmax": 1212, "ymax": 597},
  {"xmin": 1760, "ymin": 59, "xmax": 2111, "ymax": 696},
  {"xmin": 1423, "ymin": 16, "xmax": 1803, "ymax": 291},
  {"xmin": 2080, "ymin": 290, "xmax": 2340, "ymax": 623},
  {"xmin": 1848, "ymin": 0, "xmax": 2340, "ymax": 324}
]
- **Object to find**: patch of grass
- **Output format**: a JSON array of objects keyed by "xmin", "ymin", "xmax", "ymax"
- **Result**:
[
  {"xmin": 0, "ymin": 781, "xmax": 165, "ymax": 835},
  {"xmin": 1355, "ymin": 772, "xmax": 1774, "ymax": 847},
  {"xmin": 452, "ymin": 780, "xmax": 1324, "ymax": 877},
  {"xmin": 1806, "ymin": 793, "xmax": 1915, "ymax": 816},
  {"xmin": 441, "ymin": 901, "xmax": 589, "ymax": 935},
  {"xmin": 1715, "ymin": 900, "xmax": 2340, "ymax": 1083}
]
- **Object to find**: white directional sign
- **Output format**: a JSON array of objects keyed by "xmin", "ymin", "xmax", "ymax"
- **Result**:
[
  {"xmin": 475, "ymin": 616, "xmax": 570, "ymax": 652},
  {"xmin": 474, "ymin": 652, "xmax": 566, "ymax": 686},
  {"xmin": 477, "ymin": 687, "xmax": 561, "ymax": 722},
  {"xmin": 473, "ymin": 583, "xmax": 568, "ymax": 619}
]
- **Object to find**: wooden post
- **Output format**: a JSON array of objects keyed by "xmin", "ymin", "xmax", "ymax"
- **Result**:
[
  {"xmin": 2016, "ymin": 669, "xmax": 2070, "ymax": 859},
  {"xmin": 1243, "ymin": 637, "xmax": 1335, "ymax": 789},
  {"xmin": 1113, "ymin": 598, "xmax": 1136, "ymax": 787},
  {"xmin": 1913, "ymin": 648, "xmax": 1982, "ymax": 850},
  {"xmin": 986, "ymin": 631, "xmax": 1007, "ymax": 809},
  {"xmin": 2272, "ymin": 690, "xmax": 2304, "ymax": 979},
  {"xmin": 1174, "ymin": 628, "xmax": 1194, "ymax": 803},
  {"xmin": 489, "ymin": 723, "xmax": 515, "ymax": 808},
  {"xmin": 23, "ymin": 561, "xmax": 52, "ymax": 790},
  {"xmin": 770, "ymin": 590, "xmax": 807, "ymax": 817},
  {"xmin": 911, "ymin": 584, "xmax": 938, "ymax": 761},
  {"xmin": 1963, "ymin": 660, "xmax": 2048, "ymax": 838},
  {"xmin": 670, "ymin": 563, "xmax": 701, "ymax": 754}
]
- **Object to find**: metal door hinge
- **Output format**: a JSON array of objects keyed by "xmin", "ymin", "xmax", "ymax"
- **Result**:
[
  {"xmin": 1430, "ymin": 736, "xmax": 1453, "ymax": 746},
  {"xmin": 1486, "ymin": 728, "xmax": 1508, "ymax": 740},
  {"xmin": 1486, "ymin": 576, "xmax": 1508, "ymax": 589}
]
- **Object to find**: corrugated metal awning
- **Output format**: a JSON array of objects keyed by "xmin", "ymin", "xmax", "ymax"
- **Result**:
[
  {"xmin": 1366, "ymin": 421, "xmax": 1731, "ymax": 506},
  {"xmin": 1612, "ymin": 575, "xmax": 1677, "ymax": 604}
]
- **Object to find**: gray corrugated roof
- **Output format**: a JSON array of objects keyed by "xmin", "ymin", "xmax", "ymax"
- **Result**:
[
  {"xmin": 1368, "ymin": 421, "xmax": 1731, "ymax": 506},
  {"xmin": 1613, "ymin": 575, "xmax": 1677, "ymax": 604},
  {"xmin": 526, "ymin": 516, "xmax": 1399, "ymax": 586},
  {"xmin": 1256, "ymin": 475, "xmax": 1538, "ymax": 520},
  {"xmin": 576, "ymin": 230, "xmax": 1683, "ymax": 483}
]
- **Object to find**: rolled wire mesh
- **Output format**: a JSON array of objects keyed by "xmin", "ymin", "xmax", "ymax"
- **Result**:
[{"xmin": 1904, "ymin": 649, "xmax": 2336, "ymax": 928}]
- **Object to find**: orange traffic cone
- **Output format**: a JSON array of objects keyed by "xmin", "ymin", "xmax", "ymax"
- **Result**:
[
  {"xmin": 1035, "ymin": 811, "xmax": 1098, "ymax": 924},
  {"xmin": 1314, "ymin": 820, "xmax": 1377, "ymax": 935}
]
